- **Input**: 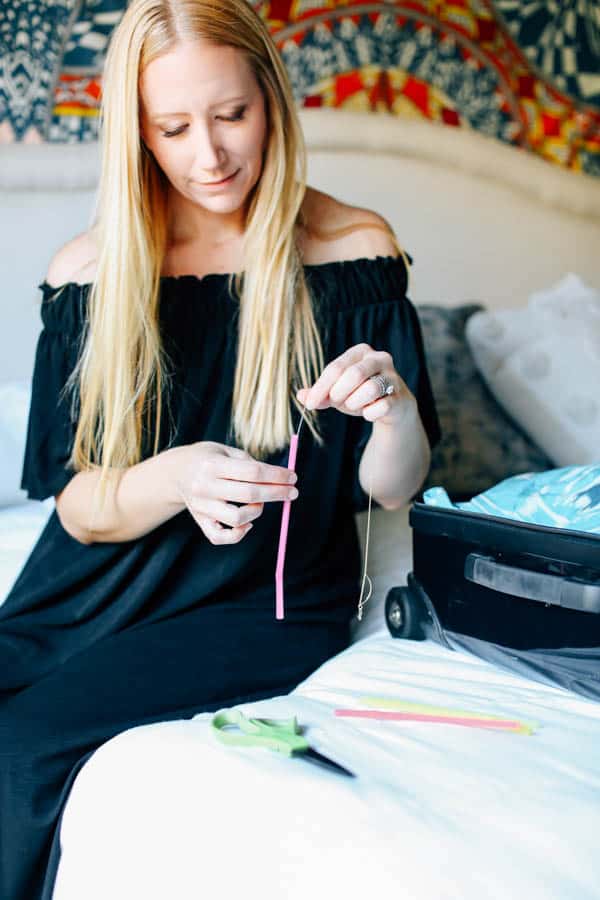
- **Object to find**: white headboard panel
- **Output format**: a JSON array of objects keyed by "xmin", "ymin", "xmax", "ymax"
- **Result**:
[
  {"xmin": 1, "ymin": 109, "xmax": 600, "ymax": 381},
  {"xmin": 302, "ymin": 110, "xmax": 600, "ymax": 310}
]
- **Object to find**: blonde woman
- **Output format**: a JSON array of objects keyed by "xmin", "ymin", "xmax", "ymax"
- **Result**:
[{"xmin": 0, "ymin": 1, "xmax": 440, "ymax": 896}]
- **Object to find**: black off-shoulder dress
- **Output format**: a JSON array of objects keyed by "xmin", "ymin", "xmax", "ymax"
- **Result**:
[{"xmin": 0, "ymin": 255, "xmax": 439, "ymax": 900}]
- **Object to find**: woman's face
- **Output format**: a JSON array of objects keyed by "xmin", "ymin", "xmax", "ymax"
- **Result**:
[{"xmin": 139, "ymin": 39, "xmax": 268, "ymax": 218}]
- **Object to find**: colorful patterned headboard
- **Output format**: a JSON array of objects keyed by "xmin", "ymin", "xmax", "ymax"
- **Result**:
[{"xmin": 1, "ymin": 2, "xmax": 599, "ymax": 178}]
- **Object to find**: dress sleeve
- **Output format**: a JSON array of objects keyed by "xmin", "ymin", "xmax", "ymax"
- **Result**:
[
  {"xmin": 20, "ymin": 283, "xmax": 85, "ymax": 501},
  {"xmin": 336, "ymin": 257, "xmax": 441, "ymax": 514}
]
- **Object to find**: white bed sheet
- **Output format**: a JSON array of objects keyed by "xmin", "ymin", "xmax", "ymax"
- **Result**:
[
  {"xmin": 3, "ymin": 501, "xmax": 600, "ymax": 899},
  {"xmin": 46, "ymin": 506, "xmax": 600, "ymax": 900},
  {"xmin": 54, "ymin": 631, "xmax": 600, "ymax": 900}
]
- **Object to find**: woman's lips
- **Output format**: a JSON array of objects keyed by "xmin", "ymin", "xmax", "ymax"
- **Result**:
[{"xmin": 199, "ymin": 170, "xmax": 239, "ymax": 187}]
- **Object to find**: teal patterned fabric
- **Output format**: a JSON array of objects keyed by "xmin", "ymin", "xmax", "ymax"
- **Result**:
[{"xmin": 425, "ymin": 465, "xmax": 600, "ymax": 534}]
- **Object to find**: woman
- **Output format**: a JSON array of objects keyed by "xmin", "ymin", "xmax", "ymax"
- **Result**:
[{"xmin": 0, "ymin": 1, "xmax": 440, "ymax": 897}]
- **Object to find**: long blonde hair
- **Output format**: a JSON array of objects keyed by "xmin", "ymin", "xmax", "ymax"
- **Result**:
[{"xmin": 66, "ymin": 0, "xmax": 327, "ymax": 513}]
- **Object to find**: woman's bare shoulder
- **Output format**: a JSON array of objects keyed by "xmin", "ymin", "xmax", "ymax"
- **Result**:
[
  {"xmin": 300, "ymin": 187, "xmax": 399, "ymax": 264},
  {"xmin": 45, "ymin": 229, "xmax": 98, "ymax": 289}
]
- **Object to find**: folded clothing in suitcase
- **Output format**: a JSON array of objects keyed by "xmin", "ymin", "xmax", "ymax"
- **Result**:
[
  {"xmin": 386, "ymin": 466, "xmax": 600, "ymax": 699},
  {"xmin": 424, "ymin": 465, "xmax": 600, "ymax": 535}
]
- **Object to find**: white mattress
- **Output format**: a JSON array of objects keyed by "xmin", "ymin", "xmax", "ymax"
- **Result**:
[
  {"xmin": 3, "ymin": 501, "xmax": 600, "ymax": 899},
  {"xmin": 54, "ymin": 631, "xmax": 600, "ymax": 900}
]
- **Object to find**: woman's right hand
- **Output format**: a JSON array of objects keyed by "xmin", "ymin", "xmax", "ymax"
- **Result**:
[{"xmin": 174, "ymin": 441, "xmax": 299, "ymax": 545}]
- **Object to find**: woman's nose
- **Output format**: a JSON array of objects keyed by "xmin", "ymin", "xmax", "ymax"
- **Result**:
[{"xmin": 193, "ymin": 124, "xmax": 226, "ymax": 173}]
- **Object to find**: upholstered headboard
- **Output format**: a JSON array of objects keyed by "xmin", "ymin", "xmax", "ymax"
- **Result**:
[{"xmin": 2, "ymin": 108, "xmax": 600, "ymax": 382}]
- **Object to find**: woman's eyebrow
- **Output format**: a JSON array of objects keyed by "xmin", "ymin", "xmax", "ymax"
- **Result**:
[{"xmin": 151, "ymin": 95, "xmax": 248, "ymax": 120}]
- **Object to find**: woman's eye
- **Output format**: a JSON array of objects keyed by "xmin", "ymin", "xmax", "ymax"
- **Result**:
[
  {"xmin": 220, "ymin": 106, "xmax": 246, "ymax": 122},
  {"xmin": 162, "ymin": 125, "xmax": 187, "ymax": 138},
  {"xmin": 161, "ymin": 106, "xmax": 245, "ymax": 137}
]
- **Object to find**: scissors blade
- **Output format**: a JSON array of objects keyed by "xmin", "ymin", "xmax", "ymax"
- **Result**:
[{"xmin": 298, "ymin": 747, "xmax": 356, "ymax": 778}]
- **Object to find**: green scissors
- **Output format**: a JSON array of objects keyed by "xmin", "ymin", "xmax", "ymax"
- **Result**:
[{"xmin": 211, "ymin": 708, "xmax": 355, "ymax": 778}]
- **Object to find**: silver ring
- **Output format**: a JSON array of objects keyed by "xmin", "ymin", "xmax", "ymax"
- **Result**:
[{"xmin": 372, "ymin": 374, "xmax": 395, "ymax": 398}]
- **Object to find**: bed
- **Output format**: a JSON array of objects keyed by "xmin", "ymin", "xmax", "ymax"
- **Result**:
[{"xmin": 1, "ymin": 109, "xmax": 600, "ymax": 898}]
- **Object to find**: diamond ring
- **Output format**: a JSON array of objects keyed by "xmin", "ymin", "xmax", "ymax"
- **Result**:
[{"xmin": 372, "ymin": 374, "xmax": 396, "ymax": 398}]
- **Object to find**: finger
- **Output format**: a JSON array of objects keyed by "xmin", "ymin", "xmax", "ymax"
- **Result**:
[
  {"xmin": 346, "ymin": 371, "xmax": 399, "ymax": 414},
  {"xmin": 192, "ymin": 497, "xmax": 264, "ymax": 528},
  {"xmin": 329, "ymin": 352, "xmax": 392, "ymax": 409},
  {"xmin": 213, "ymin": 480, "xmax": 299, "ymax": 505},
  {"xmin": 361, "ymin": 394, "xmax": 397, "ymax": 423},
  {"xmin": 222, "ymin": 445, "xmax": 253, "ymax": 459},
  {"xmin": 193, "ymin": 512, "xmax": 254, "ymax": 545},
  {"xmin": 211, "ymin": 457, "xmax": 298, "ymax": 488},
  {"xmin": 304, "ymin": 344, "xmax": 372, "ymax": 410}
]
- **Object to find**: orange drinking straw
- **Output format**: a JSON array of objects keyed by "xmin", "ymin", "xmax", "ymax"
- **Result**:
[{"xmin": 275, "ymin": 412, "xmax": 306, "ymax": 620}]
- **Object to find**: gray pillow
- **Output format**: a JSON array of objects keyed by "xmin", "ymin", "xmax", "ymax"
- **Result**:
[{"xmin": 417, "ymin": 304, "xmax": 552, "ymax": 499}]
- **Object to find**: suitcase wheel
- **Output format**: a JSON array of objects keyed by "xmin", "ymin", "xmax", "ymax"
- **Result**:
[{"xmin": 385, "ymin": 585, "xmax": 427, "ymax": 641}]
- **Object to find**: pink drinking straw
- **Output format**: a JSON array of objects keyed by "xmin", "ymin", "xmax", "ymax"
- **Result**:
[
  {"xmin": 275, "ymin": 412, "xmax": 305, "ymax": 620},
  {"xmin": 334, "ymin": 709, "xmax": 528, "ymax": 732}
]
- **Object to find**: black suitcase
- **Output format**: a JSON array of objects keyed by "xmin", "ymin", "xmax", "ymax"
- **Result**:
[{"xmin": 386, "ymin": 502, "xmax": 600, "ymax": 655}]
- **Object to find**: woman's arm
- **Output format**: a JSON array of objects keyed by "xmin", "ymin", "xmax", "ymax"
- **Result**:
[
  {"xmin": 56, "ymin": 446, "xmax": 186, "ymax": 544},
  {"xmin": 57, "ymin": 442, "xmax": 298, "ymax": 546},
  {"xmin": 358, "ymin": 399, "xmax": 431, "ymax": 510},
  {"xmin": 300, "ymin": 365, "xmax": 431, "ymax": 513},
  {"xmin": 298, "ymin": 200, "xmax": 435, "ymax": 509},
  {"xmin": 46, "ymin": 238, "xmax": 187, "ymax": 544}
]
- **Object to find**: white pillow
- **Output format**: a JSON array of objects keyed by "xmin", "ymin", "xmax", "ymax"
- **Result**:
[
  {"xmin": 465, "ymin": 274, "xmax": 600, "ymax": 467},
  {"xmin": 0, "ymin": 379, "xmax": 32, "ymax": 507}
]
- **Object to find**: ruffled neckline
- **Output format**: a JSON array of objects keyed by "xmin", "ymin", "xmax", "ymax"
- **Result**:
[
  {"xmin": 37, "ymin": 254, "xmax": 412, "ymax": 336},
  {"xmin": 38, "ymin": 253, "xmax": 410, "ymax": 296}
]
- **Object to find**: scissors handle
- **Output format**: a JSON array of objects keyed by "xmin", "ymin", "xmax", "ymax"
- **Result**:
[{"xmin": 211, "ymin": 708, "xmax": 310, "ymax": 757}]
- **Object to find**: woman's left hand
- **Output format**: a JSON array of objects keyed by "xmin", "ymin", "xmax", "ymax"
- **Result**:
[{"xmin": 296, "ymin": 343, "xmax": 412, "ymax": 427}]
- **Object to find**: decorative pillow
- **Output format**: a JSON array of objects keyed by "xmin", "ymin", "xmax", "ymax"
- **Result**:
[
  {"xmin": 0, "ymin": 380, "xmax": 32, "ymax": 508},
  {"xmin": 465, "ymin": 275, "xmax": 600, "ymax": 468},
  {"xmin": 417, "ymin": 304, "xmax": 552, "ymax": 499}
]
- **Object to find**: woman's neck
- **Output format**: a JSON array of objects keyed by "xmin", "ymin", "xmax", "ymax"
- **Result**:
[{"xmin": 166, "ymin": 186, "xmax": 248, "ymax": 246}]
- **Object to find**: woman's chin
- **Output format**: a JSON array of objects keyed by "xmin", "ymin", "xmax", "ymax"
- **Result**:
[
  {"xmin": 187, "ymin": 178, "xmax": 249, "ymax": 212},
  {"xmin": 193, "ymin": 194, "xmax": 247, "ymax": 215}
]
